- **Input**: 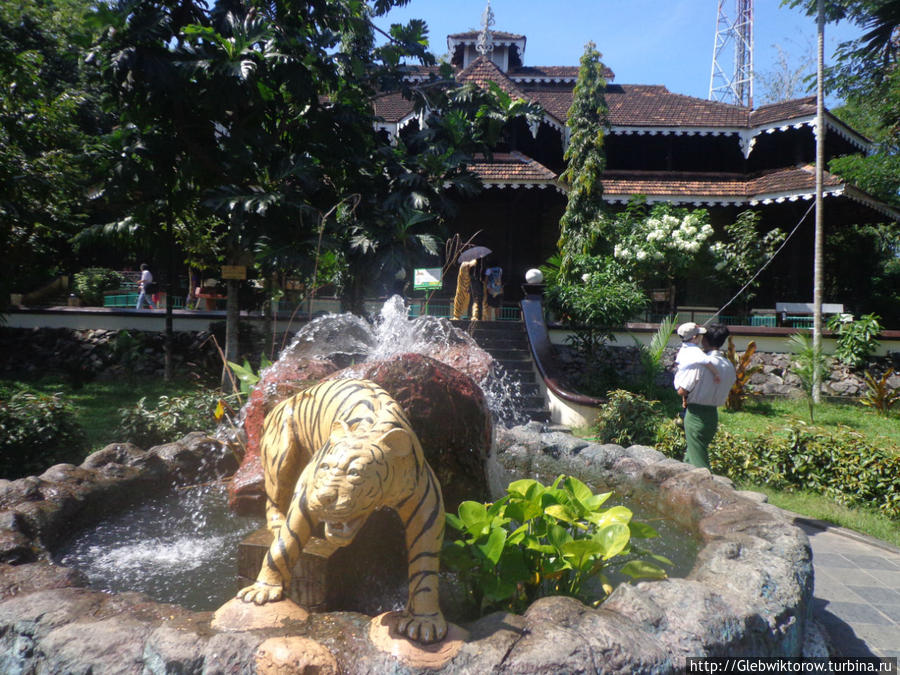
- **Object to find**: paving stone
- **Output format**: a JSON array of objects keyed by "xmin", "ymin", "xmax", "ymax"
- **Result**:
[
  {"xmin": 842, "ymin": 554, "xmax": 900, "ymax": 571},
  {"xmin": 810, "ymin": 552, "xmax": 860, "ymax": 569},
  {"xmin": 820, "ymin": 601, "xmax": 894, "ymax": 626},
  {"xmin": 846, "ymin": 585, "xmax": 900, "ymax": 606}
]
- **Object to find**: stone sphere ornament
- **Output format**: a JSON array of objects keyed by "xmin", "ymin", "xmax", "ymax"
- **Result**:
[{"xmin": 525, "ymin": 268, "xmax": 543, "ymax": 284}]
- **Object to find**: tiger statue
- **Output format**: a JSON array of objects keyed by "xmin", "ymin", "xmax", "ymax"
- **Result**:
[{"xmin": 236, "ymin": 378, "xmax": 447, "ymax": 644}]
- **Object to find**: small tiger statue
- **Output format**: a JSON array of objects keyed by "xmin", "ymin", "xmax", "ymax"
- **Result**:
[{"xmin": 236, "ymin": 378, "xmax": 447, "ymax": 644}]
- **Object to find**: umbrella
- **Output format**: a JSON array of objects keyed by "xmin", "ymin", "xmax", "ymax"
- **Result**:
[{"xmin": 458, "ymin": 246, "xmax": 492, "ymax": 263}]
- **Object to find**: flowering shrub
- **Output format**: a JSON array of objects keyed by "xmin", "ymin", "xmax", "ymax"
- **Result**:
[{"xmin": 612, "ymin": 203, "xmax": 714, "ymax": 286}]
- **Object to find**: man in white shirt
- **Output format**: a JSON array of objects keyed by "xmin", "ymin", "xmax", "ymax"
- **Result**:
[{"xmin": 674, "ymin": 324, "xmax": 737, "ymax": 470}]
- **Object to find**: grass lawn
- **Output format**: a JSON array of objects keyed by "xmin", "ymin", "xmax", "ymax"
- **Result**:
[
  {"xmin": 719, "ymin": 396, "xmax": 900, "ymax": 454},
  {"xmin": 743, "ymin": 483, "xmax": 900, "ymax": 549},
  {"xmin": 1, "ymin": 375, "xmax": 204, "ymax": 454}
]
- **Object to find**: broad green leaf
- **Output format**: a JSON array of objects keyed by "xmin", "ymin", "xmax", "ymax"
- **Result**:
[
  {"xmin": 477, "ymin": 525, "xmax": 507, "ymax": 565},
  {"xmin": 589, "ymin": 505, "xmax": 633, "ymax": 528},
  {"xmin": 583, "ymin": 491, "xmax": 613, "ymax": 511},
  {"xmin": 458, "ymin": 501, "xmax": 489, "ymax": 536},
  {"xmin": 561, "ymin": 539, "xmax": 605, "ymax": 570},
  {"xmin": 563, "ymin": 476, "xmax": 594, "ymax": 506},
  {"xmin": 547, "ymin": 523, "xmax": 572, "ymax": 550},
  {"xmin": 498, "ymin": 548, "xmax": 532, "ymax": 583},
  {"xmin": 544, "ymin": 504, "xmax": 577, "ymax": 524},
  {"xmin": 628, "ymin": 521, "xmax": 659, "ymax": 539},
  {"xmin": 507, "ymin": 478, "xmax": 539, "ymax": 497},
  {"xmin": 620, "ymin": 560, "xmax": 668, "ymax": 580},
  {"xmin": 482, "ymin": 576, "xmax": 517, "ymax": 603},
  {"xmin": 594, "ymin": 523, "xmax": 631, "ymax": 559}
]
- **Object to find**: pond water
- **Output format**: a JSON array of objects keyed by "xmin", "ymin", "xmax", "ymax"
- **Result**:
[
  {"xmin": 54, "ymin": 484, "xmax": 260, "ymax": 611},
  {"xmin": 52, "ymin": 481, "xmax": 697, "ymax": 613}
]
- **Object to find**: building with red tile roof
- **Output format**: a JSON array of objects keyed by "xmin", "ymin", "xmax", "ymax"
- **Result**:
[{"xmin": 372, "ymin": 17, "xmax": 898, "ymax": 311}]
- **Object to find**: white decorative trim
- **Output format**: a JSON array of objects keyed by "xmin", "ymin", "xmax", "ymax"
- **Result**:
[
  {"xmin": 478, "ymin": 180, "xmax": 566, "ymax": 194},
  {"xmin": 608, "ymin": 112, "xmax": 871, "ymax": 157},
  {"xmin": 603, "ymin": 185, "xmax": 846, "ymax": 207},
  {"xmin": 842, "ymin": 186, "xmax": 900, "ymax": 220},
  {"xmin": 510, "ymin": 75, "xmax": 577, "ymax": 84}
]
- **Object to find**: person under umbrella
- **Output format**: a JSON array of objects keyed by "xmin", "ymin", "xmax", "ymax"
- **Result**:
[{"xmin": 452, "ymin": 246, "xmax": 492, "ymax": 320}]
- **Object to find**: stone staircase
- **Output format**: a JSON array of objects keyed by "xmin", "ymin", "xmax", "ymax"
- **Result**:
[{"xmin": 454, "ymin": 319, "xmax": 550, "ymax": 424}]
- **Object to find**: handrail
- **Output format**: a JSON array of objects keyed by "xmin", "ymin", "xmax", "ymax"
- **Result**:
[{"xmin": 519, "ymin": 293, "xmax": 603, "ymax": 410}]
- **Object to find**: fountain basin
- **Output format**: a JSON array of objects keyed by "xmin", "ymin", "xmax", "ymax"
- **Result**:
[{"xmin": 0, "ymin": 423, "xmax": 816, "ymax": 673}]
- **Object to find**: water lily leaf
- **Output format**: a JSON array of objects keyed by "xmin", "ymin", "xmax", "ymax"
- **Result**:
[{"xmin": 620, "ymin": 559, "xmax": 668, "ymax": 580}]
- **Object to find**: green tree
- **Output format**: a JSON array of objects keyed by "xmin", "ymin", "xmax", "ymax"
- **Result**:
[
  {"xmin": 785, "ymin": 0, "xmax": 900, "ymax": 206},
  {"xmin": 0, "ymin": 0, "xmax": 106, "ymax": 303},
  {"xmin": 557, "ymin": 41, "xmax": 609, "ymax": 281}
]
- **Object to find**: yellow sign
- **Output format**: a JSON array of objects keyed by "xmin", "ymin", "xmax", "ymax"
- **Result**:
[{"xmin": 221, "ymin": 265, "xmax": 247, "ymax": 280}]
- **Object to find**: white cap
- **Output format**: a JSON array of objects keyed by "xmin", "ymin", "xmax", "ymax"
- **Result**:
[{"xmin": 676, "ymin": 322, "xmax": 707, "ymax": 340}]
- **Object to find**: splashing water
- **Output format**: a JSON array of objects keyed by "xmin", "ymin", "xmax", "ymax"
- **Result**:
[
  {"xmin": 55, "ymin": 484, "xmax": 258, "ymax": 611},
  {"xmin": 262, "ymin": 295, "xmax": 531, "ymax": 427}
]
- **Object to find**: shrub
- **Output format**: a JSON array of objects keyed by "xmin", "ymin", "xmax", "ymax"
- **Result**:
[
  {"xmin": 655, "ymin": 421, "xmax": 900, "ymax": 520},
  {"xmin": 0, "ymin": 386, "xmax": 87, "ymax": 479},
  {"xmin": 594, "ymin": 389, "xmax": 662, "ymax": 446},
  {"xmin": 73, "ymin": 268, "xmax": 125, "ymax": 306},
  {"xmin": 827, "ymin": 313, "xmax": 882, "ymax": 369},
  {"xmin": 116, "ymin": 389, "xmax": 233, "ymax": 449},
  {"xmin": 442, "ymin": 475, "xmax": 668, "ymax": 617}
]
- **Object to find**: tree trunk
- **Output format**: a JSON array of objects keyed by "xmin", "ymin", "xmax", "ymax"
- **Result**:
[
  {"xmin": 222, "ymin": 277, "xmax": 241, "ymax": 392},
  {"xmin": 164, "ymin": 213, "xmax": 175, "ymax": 381}
]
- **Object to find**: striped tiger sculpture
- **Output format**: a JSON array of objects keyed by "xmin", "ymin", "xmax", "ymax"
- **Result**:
[{"xmin": 236, "ymin": 378, "xmax": 448, "ymax": 644}]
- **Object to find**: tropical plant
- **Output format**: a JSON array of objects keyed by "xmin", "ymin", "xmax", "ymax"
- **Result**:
[
  {"xmin": 227, "ymin": 354, "xmax": 273, "ymax": 399},
  {"xmin": 593, "ymin": 389, "xmax": 663, "ymax": 447},
  {"xmin": 860, "ymin": 368, "xmax": 899, "ymax": 416},
  {"xmin": 0, "ymin": 386, "xmax": 87, "ymax": 479},
  {"xmin": 632, "ymin": 315, "xmax": 676, "ymax": 396},
  {"xmin": 826, "ymin": 313, "xmax": 882, "ymax": 369},
  {"xmin": 788, "ymin": 331, "xmax": 829, "ymax": 422},
  {"xmin": 441, "ymin": 475, "xmax": 669, "ymax": 617},
  {"xmin": 725, "ymin": 338, "xmax": 762, "ymax": 411},
  {"xmin": 115, "ymin": 389, "xmax": 235, "ymax": 449},
  {"xmin": 73, "ymin": 268, "xmax": 124, "ymax": 306}
]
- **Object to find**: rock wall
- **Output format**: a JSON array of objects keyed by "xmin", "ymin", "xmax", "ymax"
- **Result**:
[
  {"xmin": 555, "ymin": 343, "xmax": 900, "ymax": 399},
  {"xmin": 0, "ymin": 425, "xmax": 820, "ymax": 673}
]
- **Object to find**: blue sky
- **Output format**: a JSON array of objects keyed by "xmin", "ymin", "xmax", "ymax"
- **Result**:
[{"xmin": 374, "ymin": 1, "xmax": 865, "ymax": 106}]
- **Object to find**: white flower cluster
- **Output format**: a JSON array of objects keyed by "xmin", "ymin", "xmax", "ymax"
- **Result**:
[{"xmin": 614, "ymin": 212, "xmax": 713, "ymax": 263}]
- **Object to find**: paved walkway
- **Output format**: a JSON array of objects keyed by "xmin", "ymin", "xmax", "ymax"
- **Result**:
[{"xmin": 793, "ymin": 516, "xmax": 900, "ymax": 658}]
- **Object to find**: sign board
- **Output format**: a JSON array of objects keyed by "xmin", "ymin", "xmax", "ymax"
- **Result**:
[
  {"xmin": 413, "ymin": 267, "xmax": 442, "ymax": 290},
  {"xmin": 221, "ymin": 265, "xmax": 247, "ymax": 280}
]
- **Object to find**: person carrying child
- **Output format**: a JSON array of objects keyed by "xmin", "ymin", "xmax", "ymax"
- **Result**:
[{"xmin": 673, "ymin": 322, "xmax": 720, "ymax": 412}]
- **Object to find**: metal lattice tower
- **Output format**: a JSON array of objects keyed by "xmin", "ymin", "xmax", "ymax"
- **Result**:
[{"xmin": 709, "ymin": 0, "xmax": 754, "ymax": 107}]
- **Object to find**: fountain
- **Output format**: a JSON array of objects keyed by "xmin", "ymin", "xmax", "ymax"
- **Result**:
[{"xmin": 0, "ymin": 298, "xmax": 819, "ymax": 672}]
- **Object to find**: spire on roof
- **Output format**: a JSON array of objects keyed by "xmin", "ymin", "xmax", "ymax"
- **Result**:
[{"xmin": 475, "ymin": 0, "xmax": 495, "ymax": 56}]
